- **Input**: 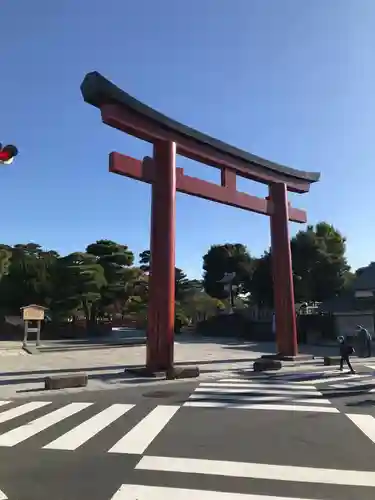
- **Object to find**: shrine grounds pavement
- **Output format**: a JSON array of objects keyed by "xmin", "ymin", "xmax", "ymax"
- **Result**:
[{"xmin": 0, "ymin": 332, "xmax": 374, "ymax": 400}]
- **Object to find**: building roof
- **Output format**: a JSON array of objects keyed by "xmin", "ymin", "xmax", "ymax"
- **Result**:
[
  {"xmin": 352, "ymin": 262, "xmax": 375, "ymax": 291},
  {"xmin": 319, "ymin": 293, "xmax": 374, "ymax": 314}
]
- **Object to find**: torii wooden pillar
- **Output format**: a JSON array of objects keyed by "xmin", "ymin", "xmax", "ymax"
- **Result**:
[{"xmin": 81, "ymin": 72, "xmax": 320, "ymax": 372}]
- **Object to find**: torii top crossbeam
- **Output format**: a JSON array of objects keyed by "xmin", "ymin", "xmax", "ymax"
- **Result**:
[{"xmin": 80, "ymin": 71, "xmax": 320, "ymax": 197}]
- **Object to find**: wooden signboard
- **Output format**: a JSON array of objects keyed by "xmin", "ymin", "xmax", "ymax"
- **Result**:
[
  {"xmin": 20, "ymin": 305, "xmax": 47, "ymax": 347},
  {"xmin": 22, "ymin": 306, "xmax": 46, "ymax": 321}
]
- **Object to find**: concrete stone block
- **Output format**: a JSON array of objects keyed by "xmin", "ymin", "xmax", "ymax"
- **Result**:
[
  {"xmin": 166, "ymin": 366, "xmax": 200, "ymax": 380},
  {"xmin": 261, "ymin": 353, "xmax": 313, "ymax": 362},
  {"xmin": 323, "ymin": 356, "xmax": 341, "ymax": 366},
  {"xmin": 253, "ymin": 358, "xmax": 282, "ymax": 372},
  {"xmin": 45, "ymin": 373, "xmax": 88, "ymax": 390}
]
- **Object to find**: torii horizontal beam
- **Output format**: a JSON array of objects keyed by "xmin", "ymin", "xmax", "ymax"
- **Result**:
[
  {"xmin": 80, "ymin": 72, "xmax": 320, "ymax": 194},
  {"xmin": 109, "ymin": 152, "xmax": 307, "ymax": 224}
]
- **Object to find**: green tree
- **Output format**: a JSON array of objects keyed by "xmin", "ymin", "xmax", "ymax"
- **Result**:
[
  {"xmin": 202, "ymin": 243, "xmax": 253, "ymax": 300},
  {"xmin": 86, "ymin": 240, "xmax": 135, "ymax": 314},
  {"xmin": 139, "ymin": 250, "xmax": 151, "ymax": 272},
  {"xmin": 138, "ymin": 249, "xmax": 196, "ymax": 300},
  {"xmin": 248, "ymin": 252, "xmax": 274, "ymax": 307},
  {"xmin": 53, "ymin": 252, "xmax": 106, "ymax": 327},
  {"xmin": 291, "ymin": 222, "xmax": 350, "ymax": 302},
  {"xmin": 0, "ymin": 245, "xmax": 12, "ymax": 281},
  {"xmin": 0, "ymin": 243, "xmax": 59, "ymax": 312}
]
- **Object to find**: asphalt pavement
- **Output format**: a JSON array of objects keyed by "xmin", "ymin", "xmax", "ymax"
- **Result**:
[{"xmin": 1, "ymin": 363, "xmax": 375, "ymax": 499}]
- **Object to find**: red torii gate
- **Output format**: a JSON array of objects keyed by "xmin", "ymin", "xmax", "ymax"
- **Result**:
[{"xmin": 81, "ymin": 72, "xmax": 320, "ymax": 373}]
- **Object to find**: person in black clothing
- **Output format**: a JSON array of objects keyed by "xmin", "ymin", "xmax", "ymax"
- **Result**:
[{"xmin": 338, "ymin": 336, "xmax": 356, "ymax": 373}]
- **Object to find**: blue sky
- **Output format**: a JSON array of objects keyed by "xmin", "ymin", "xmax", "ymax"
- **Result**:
[{"xmin": 1, "ymin": 0, "xmax": 374, "ymax": 278}]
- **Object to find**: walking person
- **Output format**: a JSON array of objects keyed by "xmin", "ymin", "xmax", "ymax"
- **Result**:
[
  {"xmin": 356, "ymin": 325, "xmax": 372, "ymax": 358},
  {"xmin": 338, "ymin": 336, "xmax": 356, "ymax": 374}
]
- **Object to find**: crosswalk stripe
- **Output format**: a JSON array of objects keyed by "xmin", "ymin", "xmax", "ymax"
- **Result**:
[
  {"xmin": 43, "ymin": 404, "xmax": 134, "ymax": 450},
  {"xmin": 195, "ymin": 387, "xmax": 321, "ymax": 396},
  {"xmin": 330, "ymin": 379, "xmax": 375, "ymax": 389},
  {"xmin": 111, "ymin": 484, "xmax": 318, "ymax": 500},
  {"xmin": 189, "ymin": 393, "xmax": 331, "ymax": 404},
  {"xmin": 0, "ymin": 402, "xmax": 92, "ymax": 447},
  {"xmin": 202, "ymin": 381, "xmax": 317, "ymax": 390},
  {"xmin": 136, "ymin": 455, "xmax": 375, "ymax": 487},
  {"xmin": 0, "ymin": 401, "xmax": 51, "ymax": 424},
  {"xmin": 108, "ymin": 405, "xmax": 179, "ymax": 454},
  {"xmin": 298, "ymin": 374, "xmax": 368, "ymax": 385},
  {"xmin": 346, "ymin": 414, "xmax": 375, "ymax": 445},
  {"xmin": 183, "ymin": 402, "xmax": 339, "ymax": 412}
]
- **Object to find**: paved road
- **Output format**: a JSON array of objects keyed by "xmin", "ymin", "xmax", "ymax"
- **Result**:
[{"xmin": 0, "ymin": 366, "xmax": 375, "ymax": 499}]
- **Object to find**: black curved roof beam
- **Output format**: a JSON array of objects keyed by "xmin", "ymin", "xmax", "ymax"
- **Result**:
[{"xmin": 81, "ymin": 72, "xmax": 320, "ymax": 194}]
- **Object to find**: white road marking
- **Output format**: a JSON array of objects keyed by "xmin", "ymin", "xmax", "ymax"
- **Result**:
[
  {"xmin": 0, "ymin": 488, "xmax": 7, "ymax": 499},
  {"xmin": 189, "ymin": 393, "xmax": 331, "ymax": 404},
  {"xmin": 110, "ymin": 484, "xmax": 319, "ymax": 500},
  {"xmin": 0, "ymin": 402, "xmax": 92, "ymax": 447},
  {"xmin": 183, "ymin": 401, "xmax": 339, "ymax": 412},
  {"xmin": 203, "ymin": 381, "xmax": 317, "ymax": 390},
  {"xmin": 298, "ymin": 375, "xmax": 366, "ymax": 385},
  {"xmin": 43, "ymin": 403, "xmax": 134, "ymax": 450},
  {"xmin": 195, "ymin": 387, "xmax": 321, "ymax": 396},
  {"xmin": 0, "ymin": 401, "xmax": 51, "ymax": 424},
  {"xmin": 108, "ymin": 405, "xmax": 179, "ymax": 454},
  {"xmin": 330, "ymin": 379, "xmax": 375, "ymax": 389},
  {"xmin": 136, "ymin": 455, "xmax": 375, "ymax": 487},
  {"xmin": 346, "ymin": 414, "xmax": 375, "ymax": 444},
  {"xmin": 0, "ymin": 402, "xmax": 11, "ymax": 409}
]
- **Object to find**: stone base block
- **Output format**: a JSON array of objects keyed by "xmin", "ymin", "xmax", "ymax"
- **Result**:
[
  {"xmin": 261, "ymin": 353, "xmax": 314, "ymax": 362},
  {"xmin": 323, "ymin": 356, "xmax": 341, "ymax": 366},
  {"xmin": 45, "ymin": 373, "xmax": 88, "ymax": 390},
  {"xmin": 253, "ymin": 358, "xmax": 282, "ymax": 372},
  {"xmin": 166, "ymin": 366, "xmax": 200, "ymax": 380}
]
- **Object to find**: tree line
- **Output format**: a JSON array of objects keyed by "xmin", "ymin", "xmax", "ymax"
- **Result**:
[
  {"xmin": 203, "ymin": 222, "xmax": 354, "ymax": 308},
  {"xmin": 0, "ymin": 222, "xmax": 357, "ymax": 329}
]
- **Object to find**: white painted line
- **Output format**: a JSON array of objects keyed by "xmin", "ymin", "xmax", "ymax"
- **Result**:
[
  {"xmin": 0, "ymin": 402, "xmax": 92, "ymax": 447},
  {"xmin": 0, "ymin": 488, "xmax": 7, "ymax": 500},
  {"xmin": 298, "ymin": 399, "xmax": 332, "ymax": 404},
  {"xmin": 206, "ymin": 381, "xmax": 317, "ymax": 390},
  {"xmin": 346, "ymin": 414, "xmax": 375, "ymax": 444},
  {"xmin": 0, "ymin": 402, "xmax": 11, "ymax": 409},
  {"xmin": 189, "ymin": 393, "xmax": 331, "ymax": 404},
  {"xmin": 195, "ymin": 387, "xmax": 321, "ymax": 396},
  {"xmin": 0, "ymin": 401, "xmax": 51, "ymax": 424},
  {"xmin": 43, "ymin": 403, "xmax": 134, "ymax": 450},
  {"xmin": 108, "ymin": 405, "xmax": 179, "ymax": 454},
  {"xmin": 183, "ymin": 402, "xmax": 339, "ymax": 412},
  {"xmin": 330, "ymin": 379, "xmax": 374, "ymax": 389},
  {"xmin": 136, "ymin": 455, "xmax": 375, "ymax": 487},
  {"xmin": 110, "ymin": 483, "xmax": 318, "ymax": 500},
  {"xmin": 298, "ymin": 375, "xmax": 365, "ymax": 385}
]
